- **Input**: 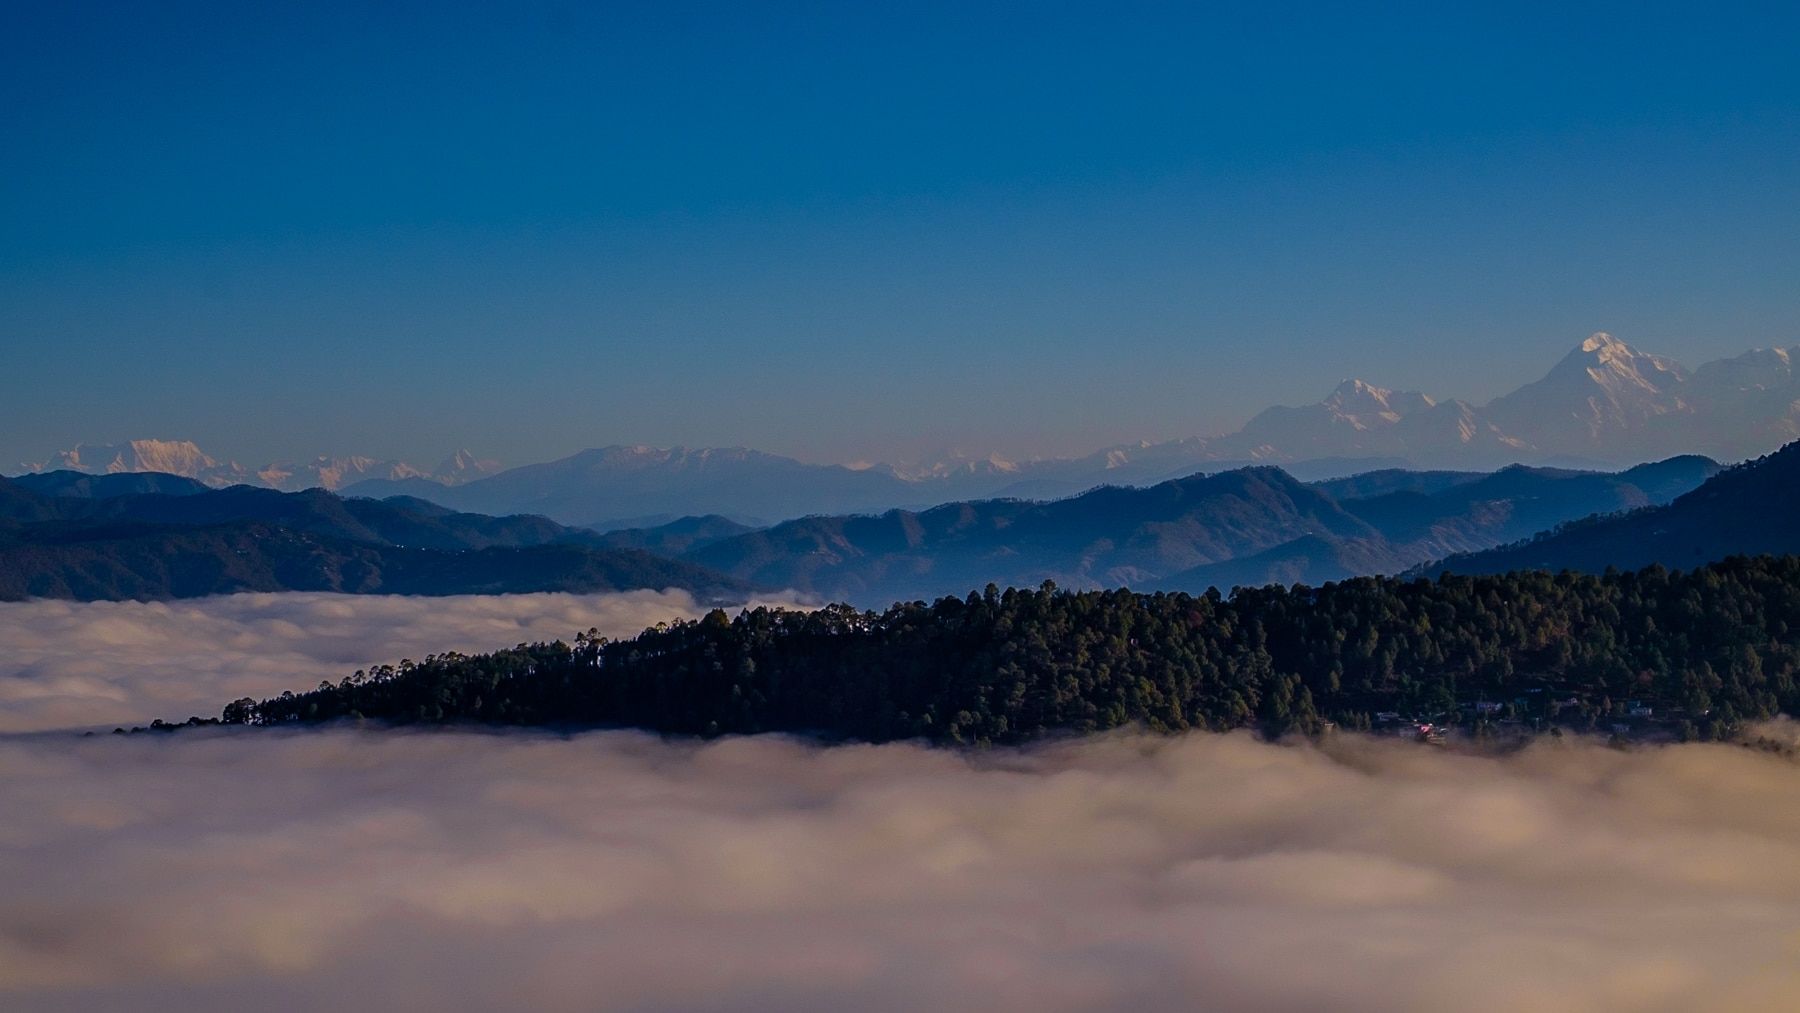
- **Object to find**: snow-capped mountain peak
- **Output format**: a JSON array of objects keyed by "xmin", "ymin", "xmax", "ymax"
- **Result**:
[
  {"xmin": 1320, "ymin": 379, "xmax": 1436, "ymax": 425},
  {"xmin": 1481, "ymin": 334, "xmax": 1691, "ymax": 457},
  {"xmin": 1538, "ymin": 332, "xmax": 1687, "ymax": 394},
  {"xmin": 432, "ymin": 449, "xmax": 503, "ymax": 483},
  {"xmin": 30, "ymin": 440, "xmax": 249, "ymax": 484}
]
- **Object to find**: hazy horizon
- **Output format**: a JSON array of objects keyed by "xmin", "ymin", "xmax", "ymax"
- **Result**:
[{"xmin": 10, "ymin": 329, "xmax": 1793, "ymax": 474}]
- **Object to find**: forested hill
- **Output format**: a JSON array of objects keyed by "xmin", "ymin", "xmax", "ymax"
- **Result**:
[
  {"xmin": 1426, "ymin": 442, "xmax": 1800, "ymax": 577},
  {"xmin": 0, "ymin": 476, "xmax": 756, "ymax": 601},
  {"xmin": 217, "ymin": 555, "xmax": 1800, "ymax": 745}
]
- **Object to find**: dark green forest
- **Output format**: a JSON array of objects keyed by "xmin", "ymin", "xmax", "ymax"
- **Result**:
[{"xmin": 217, "ymin": 555, "xmax": 1800, "ymax": 745}]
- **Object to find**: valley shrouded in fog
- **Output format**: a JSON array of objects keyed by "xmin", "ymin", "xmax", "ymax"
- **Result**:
[
  {"xmin": 9, "ymin": 724, "xmax": 1800, "ymax": 1012},
  {"xmin": 6, "ymin": 2, "xmax": 1800, "ymax": 1011},
  {"xmin": 4, "ymin": 591, "xmax": 1800, "ymax": 1011}
]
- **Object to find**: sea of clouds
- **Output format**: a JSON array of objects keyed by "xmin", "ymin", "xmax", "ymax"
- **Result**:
[
  {"xmin": 0, "ymin": 589, "xmax": 789, "ymax": 733},
  {"xmin": 2, "ymin": 592, "xmax": 1800, "ymax": 1011}
]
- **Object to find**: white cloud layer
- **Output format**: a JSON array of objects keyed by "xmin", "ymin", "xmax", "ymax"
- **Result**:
[
  {"xmin": 2, "ymin": 729, "xmax": 1799, "ymax": 1011},
  {"xmin": 1, "ymin": 593, "xmax": 1799, "ymax": 1010},
  {"xmin": 0, "ymin": 591, "xmax": 792, "ymax": 733}
]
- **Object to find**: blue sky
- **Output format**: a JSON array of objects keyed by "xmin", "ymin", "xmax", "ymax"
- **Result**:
[{"xmin": 3, "ymin": 0, "xmax": 1797, "ymax": 468}]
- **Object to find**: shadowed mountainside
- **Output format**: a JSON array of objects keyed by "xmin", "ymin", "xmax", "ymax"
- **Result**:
[
  {"xmin": 684, "ymin": 468, "xmax": 1374, "ymax": 604},
  {"xmin": 0, "ymin": 479, "xmax": 755, "ymax": 602},
  {"xmin": 10, "ymin": 469, "xmax": 212, "ymax": 498},
  {"xmin": 1423, "ymin": 442, "xmax": 1800, "ymax": 577},
  {"xmin": 592, "ymin": 515, "xmax": 759, "ymax": 556},
  {"xmin": 677, "ymin": 456, "xmax": 1718, "ymax": 604},
  {"xmin": 0, "ymin": 446, "xmax": 1743, "ymax": 604}
]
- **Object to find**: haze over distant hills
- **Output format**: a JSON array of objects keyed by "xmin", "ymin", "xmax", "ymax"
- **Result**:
[
  {"xmin": 341, "ymin": 334, "xmax": 1795, "ymax": 526},
  {"xmin": 0, "ymin": 452, "xmax": 1727, "ymax": 606},
  {"xmin": 1421, "ymin": 441, "xmax": 1800, "ymax": 579},
  {"xmin": 20, "ymin": 334, "xmax": 1798, "ymax": 526},
  {"xmin": 17, "ymin": 440, "xmax": 502, "ymax": 493},
  {"xmin": 11, "ymin": 440, "xmax": 1795, "ymax": 607},
  {"xmin": 0, "ymin": 474, "xmax": 752, "ymax": 602},
  {"xmin": 1154, "ymin": 333, "xmax": 1798, "ymax": 474},
  {"xmin": 662, "ymin": 455, "xmax": 1718, "ymax": 605}
]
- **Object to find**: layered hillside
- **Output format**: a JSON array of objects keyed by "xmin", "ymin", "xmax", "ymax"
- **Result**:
[
  {"xmin": 1424, "ymin": 442, "xmax": 1800, "ymax": 577},
  {"xmin": 675, "ymin": 456, "xmax": 1717, "ymax": 604},
  {"xmin": 0, "ymin": 478, "xmax": 755, "ymax": 602}
]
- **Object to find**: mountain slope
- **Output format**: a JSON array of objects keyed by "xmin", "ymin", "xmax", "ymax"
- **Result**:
[
  {"xmin": 0, "ymin": 477, "xmax": 755, "ymax": 602},
  {"xmin": 0, "ymin": 444, "xmax": 1727, "ymax": 604},
  {"xmin": 1422, "ymin": 442, "xmax": 1800, "ymax": 577},
  {"xmin": 10, "ymin": 470, "xmax": 212, "ymax": 498},
  {"xmin": 1344, "ymin": 456, "xmax": 1720, "ymax": 552},
  {"xmin": 1473, "ymin": 333, "xmax": 1691, "ymax": 466},
  {"xmin": 593, "ymin": 515, "xmax": 758, "ymax": 556},
  {"xmin": 0, "ymin": 523, "xmax": 753, "ymax": 602},
  {"xmin": 1308, "ymin": 469, "xmax": 1488, "ymax": 501},
  {"xmin": 1192, "ymin": 333, "xmax": 1797, "ymax": 470},
  {"xmin": 682, "ymin": 457, "xmax": 1718, "ymax": 604},
  {"xmin": 685, "ymin": 467, "xmax": 1380, "ymax": 604},
  {"xmin": 1156, "ymin": 534, "xmax": 1403, "ymax": 594}
]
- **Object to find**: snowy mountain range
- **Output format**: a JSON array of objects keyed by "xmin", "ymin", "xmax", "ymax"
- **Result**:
[
  {"xmin": 19, "ymin": 441, "xmax": 501, "ymax": 493},
  {"xmin": 20, "ymin": 333, "xmax": 1799, "ymax": 525},
  {"xmin": 1216, "ymin": 333, "xmax": 1798, "ymax": 469},
  {"xmin": 873, "ymin": 333, "xmax": 1797, "ymax": 490},
  {"xmin": 334, "ymin": 334, "xmax": 1797, "ymax": 526}
]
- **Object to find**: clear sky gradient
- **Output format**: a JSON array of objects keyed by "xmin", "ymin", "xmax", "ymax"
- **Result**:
[{"xmin": 3, "ymin": 1, "xmax": 1797, "ymax": 469}]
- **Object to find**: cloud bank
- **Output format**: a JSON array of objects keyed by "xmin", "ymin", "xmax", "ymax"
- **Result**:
[
  {"xmin": 3, "ymin": 728, "xmax": 1800, "ymax": 1011},
  {"xmin": 0, "ymin": 590, "xmax": 794, "ymax": 733},
  {"xmin": 2, "ymin": 592, "xmax": 1798, "ymax": 1010}
]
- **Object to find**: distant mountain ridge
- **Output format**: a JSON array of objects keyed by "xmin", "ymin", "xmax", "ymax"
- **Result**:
[
  {"xmin": 0, "ymin": 475, "xmax": 753, "ymax": 602},
  {"xmin": 18, "ymin": 440, "xmax": 501, "ymax": 493},
  {"xmin": 11, "ymin": 470, "xmax": 212, "ymax": 499},
  {"xmin": 896, "ymin": 332, "xmax": 1794, "ymax": 485},
  {"xmin": 1419, "ymin": 441, "xmax": 1800, "ymax": 578},
  {"xmin": 0, "ymin": 450, "xmax": 1736, "ymax": 604},
  {"xmin": 1201, "ymin": 334, "xmax": 1798, "ymax": 469},
  {"xmin": 343, "ymin": 445, "xmax": 923, "ymax": 529},
  {"xmin": 340, "ymin": 333, "xmax": 1787, "ymax": 526},
  {"xmin": 22, "ymin": 333, "xmax": 1797, "ymax": 524},
  {"xmin": 662, "ymin": 455, "xmax": 1718, "ymax": 605}
]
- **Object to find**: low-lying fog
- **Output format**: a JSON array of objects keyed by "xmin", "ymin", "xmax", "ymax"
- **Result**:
[
  {"xmin": 0, "ymin": 590, "xmax": 785, "ymax": 733},
  {"xmin": 2, "ymin": 593, "xmax": 1798, "ymax": 1011}
]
